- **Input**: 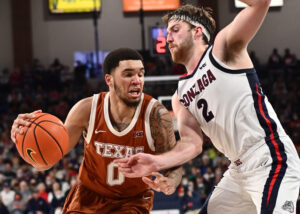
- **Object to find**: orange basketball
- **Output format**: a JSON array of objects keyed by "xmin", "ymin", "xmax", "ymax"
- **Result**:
[{"xmin": 15, "ymin": 113, "xmax": 69, "ymax": 167}]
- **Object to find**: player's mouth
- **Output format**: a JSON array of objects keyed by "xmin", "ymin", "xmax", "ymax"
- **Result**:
[
  {"xmin": 169, "ymin": 44, "xmax": 176, "ymax": 51},
  {"xmin": 129, "ymin": 89, "xmax": 141, "ymax": 98}
]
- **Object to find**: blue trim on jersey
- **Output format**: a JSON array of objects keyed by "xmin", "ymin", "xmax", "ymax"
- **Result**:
[
  {"xmin": 209, "ymin": 48, "xmax": 256, "ymax": 74},
  {"xmin": 246, "ymin": 72, "xmax": 287, "ymax": 214},
  {"xmin": 198, "ymin": 187, "xmax": 214, "ymax": 214},
  {"xmin": 179, "ymin": 45, "xmax": 211, "ymax": 81}
]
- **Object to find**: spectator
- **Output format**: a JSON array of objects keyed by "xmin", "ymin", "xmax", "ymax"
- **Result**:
[
  {"xmin": 19, "ymin": 180, "xmax": 32, "ymax": 204},
  {"xmin": 0, "ymin": 181, "xmax": 15, "ymax": 211},
  {"xmin": 181, "ymin": 180, "xmax": 201, "ymax": 214},
  {"xmin": 268, "ymin": 48, "xmax": 282, "ymax": 69},
  {"xmin": 27, "ymin": 189, "xmax": 49, "ymax": 214},
  {"xmin": 48, "ymin": 182, "xmax": 65, "ymax": 214},
  {"xmin": 37, "ymin": 182, "xmax": 49, "ymax": 203},
  {"xmin": 11, "ymin": 191, "xmax": 26, "ymax": 214},
  {"xmin": 0, "ymin": 196, "xmax": 9, "ymax": 214}
]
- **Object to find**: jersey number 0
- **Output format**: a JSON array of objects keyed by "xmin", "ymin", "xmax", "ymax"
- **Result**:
[{"xmin": 107, "ymin": 162, "xmax": 125, "ymax": 186}]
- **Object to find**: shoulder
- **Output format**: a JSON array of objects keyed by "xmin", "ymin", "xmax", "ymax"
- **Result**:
[
  {"xmin": 149, "ymin": 100, "xmax": 174, "ymax": 134},
  {"xmin": 74, "ymin": 96, "xmax": 93, "ymax": 113},
  {"xmin": 150, "ymin": 101, "xmax": 170, "ymax": 120},
  {"xmin": 66, "ymin": 96, "xmax": 93, "ymax": 127}
]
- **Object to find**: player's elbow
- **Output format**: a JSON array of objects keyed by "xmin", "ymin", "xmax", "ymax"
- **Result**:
[{"xmin": 194, "ymin": 143, "xmax": 203, "ymax": 155}]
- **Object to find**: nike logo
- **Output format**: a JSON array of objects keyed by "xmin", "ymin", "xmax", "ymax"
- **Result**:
[
  {"xmin": 26, "ymin": 148, "xmax": 37, "ymax": 163},
  {"xmin": 143, "ymin": 196, "xmax": 151, "ymax": 200},
  {"xmin": 95, "ymin": 130, "xmax": 106, "ymax": 134}
]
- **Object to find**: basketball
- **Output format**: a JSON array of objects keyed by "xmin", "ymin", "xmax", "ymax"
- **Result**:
[{"xmin": 15, "ymin": 112, "xmax": 69, "ymax": 167}]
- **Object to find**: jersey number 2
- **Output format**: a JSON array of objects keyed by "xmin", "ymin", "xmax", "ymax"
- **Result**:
[{"xmin": 197, "ymin": 99, "xmax": 214, "ymax": 122}]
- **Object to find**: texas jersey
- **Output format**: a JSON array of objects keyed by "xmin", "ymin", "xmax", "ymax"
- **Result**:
[
  {"xmin": 177, "ymin": 46, "xmax": 289, "ymax": 162},
  {"xmin": 78, "ymin": 92, "xmax": 156, "ymax": 198}
]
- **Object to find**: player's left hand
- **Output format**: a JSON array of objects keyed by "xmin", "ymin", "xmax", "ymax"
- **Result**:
[{"xmin": 142, "ymin": 172, "xmax": 176, "ymax": 195}]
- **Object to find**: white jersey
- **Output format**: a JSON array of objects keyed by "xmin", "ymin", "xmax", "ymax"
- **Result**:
[{"xmin": 177, "ymin": 46, "xmax": 289, "ymax": 162}]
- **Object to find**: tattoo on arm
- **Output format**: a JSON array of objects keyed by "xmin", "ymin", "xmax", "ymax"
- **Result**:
[
  {"xmin": 150, "ymin": 102, "xmax": 183, "ymax": 185},
  {"xmin": 150, "ymin": 102, "xmax": 176, "ymax": 153}
]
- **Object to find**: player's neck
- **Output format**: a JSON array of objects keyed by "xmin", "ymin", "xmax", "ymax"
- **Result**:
[
  {"xmin": 185, "ymin": 44, "xmax": 208, "ymax": 75},
  {"xmin": 108, "ymin": 95, "xmax": 136, "ymax": 124}
]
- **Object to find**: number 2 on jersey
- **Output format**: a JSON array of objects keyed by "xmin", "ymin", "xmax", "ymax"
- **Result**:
[{"xmin": 197, "ymin": 99, "xmax": 214, "ymax": 122}]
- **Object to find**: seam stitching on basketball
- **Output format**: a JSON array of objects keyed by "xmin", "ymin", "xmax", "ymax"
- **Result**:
[
  {"xmin": 21, "ymin": 113, "xmax": 47, "ymax": 159},
  {"xmin": 32, "ymin": 120, "xmax": 64, "ymax": 157}
]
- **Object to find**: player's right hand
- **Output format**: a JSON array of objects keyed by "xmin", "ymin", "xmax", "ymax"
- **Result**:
[
  {"xmin": 10, "ymin": 110, "xmax": 42, "ymax": 143},
  {"xmin": 114, "ymin": 153, "xmax": 158, "ymax": 178}
]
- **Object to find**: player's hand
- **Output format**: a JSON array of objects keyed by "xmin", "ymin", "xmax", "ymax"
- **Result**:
[
  {"xmin": 10, "ymin": 110, "xmax": 42, "ymax": 143},
  {"xmin": 142, "ymin": 172, "xmax": 176, "ymax": 195},
  {"xmin": 114, "ymin": 153, "xmax": 158, "ymax": 178}
]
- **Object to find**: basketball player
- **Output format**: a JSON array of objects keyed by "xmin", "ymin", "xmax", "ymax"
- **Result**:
[
  {"xmin": 10, "ymin": 48, "xmax": 183, "ymax": 213},
  {"xmin": 115, "ymin": 2, "xmax": 300, "ymax": 214}
]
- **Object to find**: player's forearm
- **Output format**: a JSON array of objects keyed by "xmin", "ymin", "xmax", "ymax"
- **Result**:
[{"xmin": 155, "ymin": 138, "xmax": 202, "ymax": 170}]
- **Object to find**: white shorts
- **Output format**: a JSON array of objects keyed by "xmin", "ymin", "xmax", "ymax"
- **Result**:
[{"xmin": 201, "ymin": 137, "xmax": 300, "ymax": 214}]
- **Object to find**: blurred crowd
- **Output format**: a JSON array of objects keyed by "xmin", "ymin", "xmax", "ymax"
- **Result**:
[{"xmin": 0, "ymin": 48, "xmax": 299, "ymax": 214}]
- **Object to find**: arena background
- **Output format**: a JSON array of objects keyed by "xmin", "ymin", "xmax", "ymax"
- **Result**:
[
  {"xmin": 1, "ymin": 0, "xmax": 300, "ymax": 71},
  {"xmin": 0, "ymin": 0, "xmax": 299, "ymax": 214}
]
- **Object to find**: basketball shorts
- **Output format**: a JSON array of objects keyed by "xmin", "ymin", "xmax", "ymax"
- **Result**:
[
  {"xmin": 62, "ymin": 182, "xmax": 154, "ymax": 214},
  {"xmin": 200, "ymin": 137, "xmax": 300, "ymax": 214}
]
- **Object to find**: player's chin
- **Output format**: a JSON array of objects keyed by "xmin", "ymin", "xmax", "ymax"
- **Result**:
[{"xmin": 126, "ymin": 95, "xmax": 141, "ymax": 106}]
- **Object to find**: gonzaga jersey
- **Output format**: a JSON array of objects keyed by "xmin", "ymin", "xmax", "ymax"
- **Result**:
[
  {"xmin": 78, "ymin": 92, "xmax": 156, "ymax": 198},
  {"xmin": 177, "ymin": 46, "xmax": 289, "ymax": 162}
]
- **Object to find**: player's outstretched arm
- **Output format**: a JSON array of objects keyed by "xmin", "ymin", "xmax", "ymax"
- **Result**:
[
  {"xmin": 214, "ymin": 0, "xmax": 271, "ymax": 63},
  {"xmin": 160, "ymin": 93, "xmax": 204, "ymax": 167}
]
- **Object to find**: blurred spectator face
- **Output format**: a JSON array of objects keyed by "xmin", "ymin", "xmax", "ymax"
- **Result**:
[
  {"xmin": 16, "ymin": 169, "xmax": 24, "ymax": 179},
  {"xmin": 32, "ymin": 190, "xmax": 40, "ymax": 200},
  {"xmin": 206, "ymin": 167, "xmax": 213, "ymax": 174},
  {"xmin": 15, "ymin": 192, "xmax": 22, "ymax": 201},
  {"xmin": 3, "ymin": 182, "xmax": 10, "ymax": 192},
  {"xmin": 181, "ymin": 177, "xmax": 188, "ymax": 187},
  {"xmin": 19, "ymin": 180, "xmax": 28, "ymax": 191},
  {"xmin": 52, "ymin": 182, "xmax": 61, "ymax": 191},
  {"xmin": 5, "ymin": 162, "xmax": 12, "ymax": 171},
  {"xmin": 188, "ymin": 181, "xmax": 194, "ymax": 191},
  {"xmin": 29, "ymin": 178, "xmax": 37, "ymax": 190},
  {"xmin": 191, "ymin": 167, "xmax": 197, "ymax": 175},
  {"xmin": 196, "ymin": 177, "xmax": 204, "ymax": 184},
  {"xmin": 37, "ymin": 182, "xmax": 46, "ymax": 192},
  {"xmin": 45, "ymin": 175, "xmax": 53, "ymax": 187},
  {"xmin": 202, "ymin": 155, "xmax": 210, "ymax": 166}
]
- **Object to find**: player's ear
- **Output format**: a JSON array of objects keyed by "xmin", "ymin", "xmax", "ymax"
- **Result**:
[
  {"xmin": 193, "ymin": 26, "xmax": 203, "ymax": 40},
  {"xmin": 105, "ymin": 74, "xmax": 112, "ymax": 87}
]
